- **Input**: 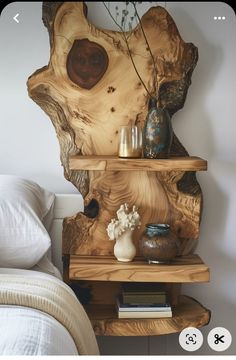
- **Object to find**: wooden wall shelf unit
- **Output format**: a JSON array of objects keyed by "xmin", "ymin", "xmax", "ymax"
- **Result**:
[
  {"xmin": 64, "ymin": 155, "xmax": 210, "ymax": 336},
  {"xmin": 27, "ymin": 1, "xmax": 211, "ymax": 342},
  {"xmin": 69, "ymin": 155, "xmax": 207, "ymax": 172},
  {"xmin": 69, "ymin": 254, "xmax": 209, "ymax": 283},
  {"xmin": 85, "ymin": 296, "xmax": 210, "ymax": 336},
  {"xmin": 67, "ymin": 253, "xmax": 210, "ymax": 336}
]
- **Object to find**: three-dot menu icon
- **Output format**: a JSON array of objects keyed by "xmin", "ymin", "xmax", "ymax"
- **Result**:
[{"xmin": 214, "ymin": 16, "xmax": 226, "ymax": 20}]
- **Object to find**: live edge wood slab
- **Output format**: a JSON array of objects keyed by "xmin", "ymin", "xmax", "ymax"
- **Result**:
[
  {"xmin": 69, "ymin": 155, "xmax": 207, "ymax": 172},
  {"xmin": 27, "ymin": 2, "xmax": 203, "ymax": 256},
  {"xmin": 27, "ymin": 3, "xmax": 210, "ymax": 336},
  {"xmin": 69, "ymin": 254, "xmax": 210, "ymax": 283},
  {"xmin": 85, "ymin": 296, "xmax": 211, "ymax": 336}
]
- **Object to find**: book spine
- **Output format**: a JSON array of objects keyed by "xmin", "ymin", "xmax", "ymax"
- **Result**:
[
  {"xmin": 118, "ymin": 311, "xmax": 172, "ymax": 319},
  {"xmin": 118, "ymin": 306, "xmax": 171, "ymax": 312},
  {"xmin": 123, "ymin": 296, "xmax": 166, "ymax": 304}
]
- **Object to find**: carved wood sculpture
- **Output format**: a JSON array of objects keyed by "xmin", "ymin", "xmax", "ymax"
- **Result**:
[{"xmin": 27, "ymin": 2, "xmax": 201, "ymax": 258}]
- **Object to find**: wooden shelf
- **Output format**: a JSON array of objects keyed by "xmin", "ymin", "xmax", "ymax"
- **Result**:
[
  {"xmin": 67, "ymin": 155, "xmax": 210, "ymax": 338},
  {"xmin": 69, "ymin": 155, "xmax": 207, "ymax": 172},
  {"xmin": 85, "ymin": 295, "xmax": 210, "ymax": 336},
  {"xmin": 69, "ymin": 254, "xmax": 209, "ymax": 283}
]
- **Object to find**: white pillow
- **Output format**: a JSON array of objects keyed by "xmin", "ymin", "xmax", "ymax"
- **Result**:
[{"xmin": 0, "ymin": 175, "xmax": 55, "ymax": 269}]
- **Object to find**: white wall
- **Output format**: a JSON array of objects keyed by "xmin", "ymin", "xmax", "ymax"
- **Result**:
[
  {"xmin": 0, "ymin": 1, "xmax": 235, "ymax": 355},
  {"xmin": 0, "ymin": 2, "xmax": 77, "ymax": 193}
]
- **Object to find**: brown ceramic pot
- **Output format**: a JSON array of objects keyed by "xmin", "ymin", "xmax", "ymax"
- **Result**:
[{"xmin": 140, "ymin": 223, "xmax": 179, "ymax": 263}]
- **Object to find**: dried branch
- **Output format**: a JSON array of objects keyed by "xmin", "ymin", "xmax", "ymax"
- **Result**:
[
  {"xmin": 131, "ymin": 1, "xmax": 159, "ymax": 95},
  {"xmin": 103, "ymin": 1, "xmax": 153, "ymax": 98}
]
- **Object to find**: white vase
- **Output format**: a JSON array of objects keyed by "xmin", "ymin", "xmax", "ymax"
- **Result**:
[{"xmin": 114, "ymin": 229, "xmax": 136, "ymax": 262}]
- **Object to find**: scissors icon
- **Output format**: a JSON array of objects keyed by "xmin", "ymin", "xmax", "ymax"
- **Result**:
[{"xmin": 214, "ymin": 334, "xmax": 225, "ymax": 344}]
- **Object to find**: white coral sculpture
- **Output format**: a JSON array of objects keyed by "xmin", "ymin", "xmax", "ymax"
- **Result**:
[{"xmin": 106, "ymin": 203, "xmax": 141, "ymax": 241}]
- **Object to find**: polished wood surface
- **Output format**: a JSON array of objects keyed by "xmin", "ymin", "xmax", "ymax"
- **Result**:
[
  {"xmin": 69, "ymin": 155, "xmax": 207, "ymax": 172},
  {"xmin": 28, "ymin": 2, "xmax": 202, "ymax": 257},
  {"xmin": 69, "ymin": 254, "xmax": 209, "ymax": 283},
  {"xmin": 27, "ymin": 2, "xmax": 210, "ymax": 338},
  {"xmin": 85, "ymin": 295, "xmax": 210, "ymax": 336}
]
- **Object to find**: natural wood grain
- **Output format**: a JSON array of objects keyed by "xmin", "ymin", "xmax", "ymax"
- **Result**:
[
  {"xmin": 66, "ymin": 39, "xmax": 109, "ymax": 89},
  {"xmin": 28, "ymin": 5, "xmax": 210, "ymax": 336},
  {"xmin": 85, "ymin": 295, "xmax": 210, "ymax": 336},
  {"xmin": 27, "ymin": 2, "xmax": 203, "ymax": 257},
  {"xmin": 69, "ymin": 254, "xmax": 209, "ymax": 283},
  {"xmin": 69, "ymin": 155, "xmax": 207, "ymax": 172}
]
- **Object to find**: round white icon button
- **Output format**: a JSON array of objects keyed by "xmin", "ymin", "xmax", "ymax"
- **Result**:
[
  {"xmin": 207, "ymin": 327, "xmax": 232, "ymax": 352},
  {"xmin": 179, "ymin": 327, "xmax": 203, "ymax": 352}
]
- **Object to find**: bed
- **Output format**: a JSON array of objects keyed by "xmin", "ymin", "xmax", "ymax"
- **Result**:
[{"xmin": 0, "ymin": 175, "xmax": 99, "ymax": 355}]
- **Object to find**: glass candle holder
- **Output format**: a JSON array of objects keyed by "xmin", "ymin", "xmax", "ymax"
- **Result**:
[{"xmin": 118, "ymin": 125, "xmax": 142, "ymax": 158}]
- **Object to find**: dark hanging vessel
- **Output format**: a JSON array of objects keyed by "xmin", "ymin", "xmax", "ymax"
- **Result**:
[{"xmin": 143, "ymin": 97, "xmax": 173, "ymax": 159}]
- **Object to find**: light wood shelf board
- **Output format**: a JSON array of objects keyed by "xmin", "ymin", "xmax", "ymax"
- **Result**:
[
  {"xmin": 69, "ymin": 155, "xmax": 207, "ymax": 172},
  {"xmin": 69, "ymin": 254, "xmax": 210, "ymax": 283},
  {"xmin": 85, "ymin": 295, "xmax": 210, "ymax": 336}
]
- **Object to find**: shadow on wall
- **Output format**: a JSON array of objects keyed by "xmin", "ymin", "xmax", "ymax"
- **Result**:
[
  {"xmin": 92, "ymin": 3, "xmax": 233, "ymax": 357},
  {"xmin": 97, "ymin": 336, "xmax": 148, "ymax": 355},
  {"xmin": 164, "ymin": 5, "xmax": 229, "ymax": 357},
  {"xmin": 97, "ymin": 334, "xmax": 167, "ymax": 355},
  {"xmin": 166, "ymin": 294, "xmax": 236, "ymax": 355},
  {"xmin": 168, "ymin": 8, "xmax": 235, "ymax": 356},
  {"xmin": 169, "ymin": 6, "xmax": 223, "ymax": 161},
  {"xmin": 182, "ymin": 170, "xmax": 236, "ymax": 355}
]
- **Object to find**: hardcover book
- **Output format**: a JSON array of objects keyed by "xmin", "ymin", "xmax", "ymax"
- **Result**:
[
  {"xmin": 122, "ymin": 293, "xmax": 167, "ymax": 304},
  {"xmin": 117, "ymin": 296, "xmax": 171, "ymax": 312},
  {"xmin": 122, "ymin": 282, "xmax": 167, "ymax": 304}
]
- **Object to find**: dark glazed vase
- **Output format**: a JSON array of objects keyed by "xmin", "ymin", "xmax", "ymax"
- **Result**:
[
  {"xmin": 140, "ymin": 224, "xmax": 179, "ymax": 263},
  {"xmin": 143, "ymin": 98, "xmax": 173, "ymax": 159}
]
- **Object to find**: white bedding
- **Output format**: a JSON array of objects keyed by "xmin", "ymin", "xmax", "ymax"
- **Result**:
[
  {"xmin": 31, "ymin": 254, "xmax": 62, "ymax": 279},
  {"xmin": 0, "ymin": 268, "xmax": 99, "ymax": 355},
  {"xmin": 0, "ymin": 306, "xmax": 78, "ymax": 355},
  {"xmin": 0, "ymin": 267, "xmax": 77, "ymax": 355},
  {"xmin": 0, "ymin": 178, "xmax": 98, "ymax": 355}
]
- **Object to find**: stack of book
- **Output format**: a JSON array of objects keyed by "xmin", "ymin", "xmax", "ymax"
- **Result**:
[{"xmin": 116, "ymin": 282, "xmax": 172, "ymax": 319}]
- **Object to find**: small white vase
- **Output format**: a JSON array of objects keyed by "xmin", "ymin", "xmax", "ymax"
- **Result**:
[{"xmin": 114, "ymin": 229, "xmax": 136, "ymax": 262}]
